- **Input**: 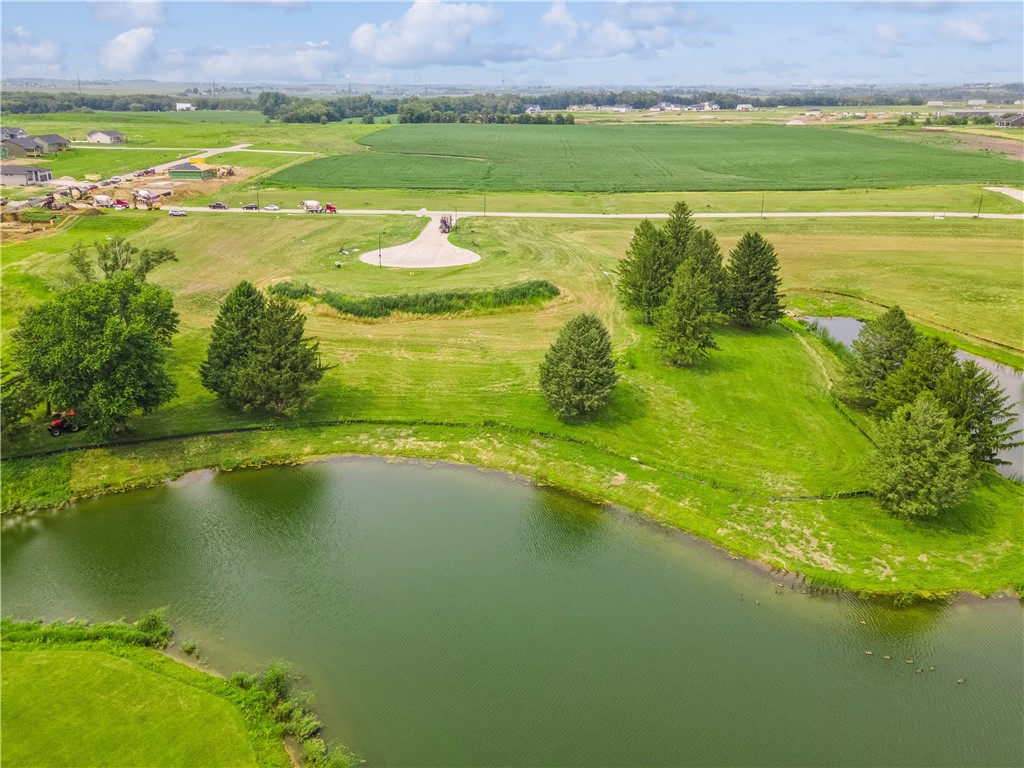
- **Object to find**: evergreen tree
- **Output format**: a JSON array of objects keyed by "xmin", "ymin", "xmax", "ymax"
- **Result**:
[
  {"xmin": 539, "ymin": 313, "xmax": 618, "ymax": 419},
  {"xmin": 663, "ymin": 201, "xmax": 697, "ymax": 267},
  {"xmin": 616, "ymin": 219, "xmax": 673, "ymax": 325},
  {"xmin": 11, "ymin": 272, "xmax": 178, "ymax": 435},
  {"xmin": 724, "ymin": 232, "xmax": 784, "ymax": 327},
  {"xmin": 201, "ymin": 281, "xmax": 267, "ymax": 403},
  {"xmin": 229, "ymin": 293, "xmax": 326, "ymax": 414},
  {"xmin": 682, "ymin": 229, "xmax": 726, "ymax": 310},
  {"xmin": 873, "ymin": 336, "xmax": 958, "ymax": 418},
  {"xmin": 656, "ymin": 262, "xmax": 719, "ymax": 367},
  {"xmin": 935, "ymin": 359, "xmax": 1021, "ymax": 466},
  {"xmin": 871, "ymin": 394, "xmax": 974, "ymax": 519},
  {"xmin": 844, "ymin": 306, "xmax": 918, "ymax": 402}
]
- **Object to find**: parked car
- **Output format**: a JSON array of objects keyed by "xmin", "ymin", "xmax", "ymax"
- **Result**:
[
  {"xmin": 168, "ymin": 208, "xmax": 187, "ymax": 217},
  {"xmin": 110, "ymin": 176, "xmax": 122, "ymax": 183},
  {"xmin": 242, "ymin": 203, "xmax": 258, "ymax": 210},
  {"xmin": 113, "ymin": 204, "xmax": 129, "ymax": 210},
  {"xmin": 208, "ymin": 202, "xmax": 228, "ymax": 210},
  {"xmin": 263, "ymin": 204, "xmax": 280, "ymax": 211}
]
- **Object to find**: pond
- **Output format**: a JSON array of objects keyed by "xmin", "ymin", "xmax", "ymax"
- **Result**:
[
  {"xmin": 2, "ymin": 459, "xmax": 1021, "ymax": 767},
  {"xmin": 805, "ymin": 316, "xmax": 1024, "ymax": 479}
]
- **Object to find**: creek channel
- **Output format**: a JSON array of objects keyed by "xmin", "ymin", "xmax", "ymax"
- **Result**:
[
  {"xmin": 804, "ymin": 316, "xmax": 1024, "ymax": 480},
  {"xmin": 2, "ymin": 458, "xmax": 1021, "ymax": 766}
]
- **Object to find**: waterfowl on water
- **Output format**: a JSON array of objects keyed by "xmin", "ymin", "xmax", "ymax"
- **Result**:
[
  {"xmin": 930, "ymin": 666, "xmax": 936, "ymax": 671},
  {"xmin": 865, "ymin": 650, "xmax": 874, "ymax": 655},
  {"xmin": 915, "ymin": 668, "xmax": 923, "ymax": 673},
  {"xmin": 906, "ymin": 659, "xmax": 914, "ymax": 664},
  {"xmin": 883, "ymin": 655, "xmax": 892, "ymax": 660},
  {"xmin": 957, "ymin": 678, "xmax": 966, "ymax": 684},
  {"xmin": 859, "ymin": 620, "xmax": 867, "ymax": 625}
]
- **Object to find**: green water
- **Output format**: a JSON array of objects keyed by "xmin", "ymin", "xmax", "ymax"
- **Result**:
[{"xmin": 2, "ymin": 458, "xmax": 1021, "ymax": 767}]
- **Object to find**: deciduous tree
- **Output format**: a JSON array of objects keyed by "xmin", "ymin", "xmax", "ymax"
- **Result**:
[
  {"xmin": 871, "ymin": 394, "xmax": 974, "ymax": 519},
  {"xmin": 656, "ymin": 263, "xmax": 719, "ymax": 366},
  {"xmin": 70, "ymin": 237, "xmax": 178, "ymax": 282},
  {"xmin": 724, "ymin": 232, "xmax": 784, "ymax": 327},
  {"xmin": 539, "ymin": 313, "xmax": 618, "ymax": 419},
  {"xmin": 11, "ymin": 272, "xmax": 178, "ymax": 434}
]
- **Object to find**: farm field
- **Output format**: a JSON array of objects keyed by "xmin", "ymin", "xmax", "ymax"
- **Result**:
[
  {"xmin": 2, "ymin": 211, "xmax": 1021, "ymax": 594},
  {"xmin": 0, "ymin": 649, "xmax": 287, "ymax": 768},
  {"xmin": 270, "ymin": 123, "xmax": 1024, "ymax": 192}
]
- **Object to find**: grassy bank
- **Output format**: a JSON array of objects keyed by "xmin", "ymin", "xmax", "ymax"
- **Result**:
[{"xmin": 2, "ymin": 201, "xmax": 1021, "ymax": 597}]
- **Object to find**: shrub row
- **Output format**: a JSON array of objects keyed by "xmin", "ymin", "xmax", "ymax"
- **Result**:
[
  {"xmin": 0, "ymin": 608, "xmax": 172, "ymax": 647},
  {"xmin": 269, "ymin": 279, "xmax": 560, "ymax": 319}
]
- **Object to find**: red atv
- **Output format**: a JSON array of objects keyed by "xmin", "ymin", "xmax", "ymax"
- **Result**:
[{"xmin": 48, "ymin": 410, "xmax": 81, "ymax": 437}]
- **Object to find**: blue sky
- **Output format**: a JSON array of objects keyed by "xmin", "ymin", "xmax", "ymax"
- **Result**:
[{"xmin": 3, "ymin": 1, "xmax": 1022, "ymax": 87}]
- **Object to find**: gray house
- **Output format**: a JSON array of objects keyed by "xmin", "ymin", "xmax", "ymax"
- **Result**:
[
  {"xmin": 31, "ymin": 134, "xmax": 70, "ymax": 153},
  {"xmin": 2, "ymin": 138, "xmax": 43, "ymax": 158},
  {"xmin": 0, "ymin": 165, "xmax": 54, "ymax": 186},
  {"xmin": 997, "ymin": 114, "xmax": 1024, "ymax": 128},
  {"xmin": 87, "ymin": 130, "xmax": 127, "ymax": 144},
  {"xmin": 0, "ymin": 127, "xmax": 28, "ymax": 141}
]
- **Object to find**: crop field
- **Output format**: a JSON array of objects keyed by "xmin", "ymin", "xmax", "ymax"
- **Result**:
[{"xmin": 269, "ymin": 123, "xmax": 1023, "ymax": 192}]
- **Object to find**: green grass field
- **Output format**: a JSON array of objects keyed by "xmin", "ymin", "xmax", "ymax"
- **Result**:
[
  {"xmin": 1, "ymin": 212, "xmax": 1021, "ymax": 594},
  {"xmin": 269, "ymin": 123, "xmax": 1023, "ymax": 192},
  {"xmin": 1, "ymin": 649, "xmax": 288, "ymax": 768},
  {"xmin": 11, "ymin": 148, "xmax": 196, "ymax": 180}
]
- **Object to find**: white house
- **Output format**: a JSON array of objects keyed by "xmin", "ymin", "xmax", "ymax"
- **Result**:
[
  {"xmin": 87, "ymin": 130, "xmax": 127, "ymax": 144},
  {"xmin": 736, "ymin": 104, "xmax": 756, "ymax": 111},
  {"xmin": 926, "ymin": 100, "xmax": 944, "ymax": 107},
  {"xmin": 966, "ymin": 99, "xmax": 987, "ymax": 106},
  {"xmin": 524, "ymin": 104, "xmax": 542, "ymax": 115},
  {"xmin": 175, "ymin": 102, "xmax": 196, "ymax": 111},
  {"xmin": 804, "ymin": 109, "xmax": 823, "ymax": 117}
]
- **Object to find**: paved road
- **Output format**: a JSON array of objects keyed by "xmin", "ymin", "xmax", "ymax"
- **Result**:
[{"xmin": 357, "ymin": 214, "xmax": 479, "ymax": 268}]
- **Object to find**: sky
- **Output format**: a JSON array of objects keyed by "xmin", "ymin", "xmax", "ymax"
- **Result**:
[{"xmin": 2, "ymin": 1, "xmax": 1022, "ymax": 88}]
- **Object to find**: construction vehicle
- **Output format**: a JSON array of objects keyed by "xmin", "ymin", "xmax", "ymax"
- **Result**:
[
  {"xmin": 93, "ymin": 194, "xmax": 115, "ymax": 208},
  {"xmin": 302, "ymin": 200, "xmax": 324, "ymax": 213},
  {"xmin": 324, "ymin": 203, "xmax": 337, "ymax": 213}
]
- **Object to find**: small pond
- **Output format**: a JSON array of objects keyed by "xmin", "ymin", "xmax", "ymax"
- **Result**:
[
  {"xmin": 805, "ymin": 316, "xmax": 1024, "ymax": 479},
  {"xmin": 2, "ymin": 458, "xmax": 1021, "ymax": 767}
]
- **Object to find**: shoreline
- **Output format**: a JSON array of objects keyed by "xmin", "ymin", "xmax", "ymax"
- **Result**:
[{"xmin": 4, "ymin": 440, "xmax": 1020, "ymax": 600}]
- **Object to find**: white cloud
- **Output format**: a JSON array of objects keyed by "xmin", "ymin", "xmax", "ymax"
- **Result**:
[
  {"xmin": 543, "ymin": 1, "xmax": 578, "ymax": 40},
  {"xmin": 90, "ymin": 2, "xmax": 166, "ymax": 26},
  {"xmin": 349, "ymin": 1, "xmax": 502, "ymax": 68},
  {"xmin": 939, "ymin": 17, "xmax": 999, "ymax": 44},
  {"xmin": 99, "ymin": 27, "xmax": 158, "ymax": 74},
  {"xmin": 875, "ymin": 24, "xmax": 904, "ymax": 44},
  {"xmin": 190, "ymin": 40, "xmax": 346, "ymax": 81},
  {"xmin": 2, "ymin": 26, "xmax": 64, "ymax": 78}
]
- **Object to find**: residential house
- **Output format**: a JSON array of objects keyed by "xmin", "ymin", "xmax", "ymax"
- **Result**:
[
  {"xmin": 649, "ymin": 101, "xmax": 681, "ymax": 112},
  {"xmin": 0, "ymin": 165, "xmax": 54, "ymax": 186},
  {"xmin": 87, "ymin": 130, "xmax": 127, "ymax": 144},
  {"xmin": 567, "ymin": 104, "xmax": 596, "ymax": 112},
  {"xmin": 997, "ymin": 114, "xmax": 1024, "ymax": 128},
  {"xmin": 804, "ymin": 109, "xmax": 823, "ymax": 117},
  {"xmin": 2, "ymin": 138, "xmax": 44, "ymax": 158},
  {"xmin": 0, "ymin": 127, "xmax": 28, "ymax": 141},
  {"xmin": 30, "ymin": 134, "xmax": 70, "ymax": 153},
  {"xmin": 524, "ymin": 104, "xmax": 542, "ymax": 115},
  {"xmin": 925, "ymin": 100, "xmax": 944, "ymax": 107},
  {"xmin": 966, "ymin": 99, "xmax": 987, "ymax": 106},
  {"xmin": 167, "ymin": 162, "xmax": 216, "ymax": 180},
  {"xmin": 736, "ymin": 104, "xmax": 756, "ymax": 111},
  {"xmin": 175, "ymin": 102, "xmax": 196, "ymax": 111}
]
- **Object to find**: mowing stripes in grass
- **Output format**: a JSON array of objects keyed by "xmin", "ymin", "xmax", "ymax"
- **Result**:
[{"xmin": 269, "ymin": 278, "xmax": 560, "ymax": 318}]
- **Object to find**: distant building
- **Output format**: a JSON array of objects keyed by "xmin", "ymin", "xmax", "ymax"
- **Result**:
[
  {"xmin": 30, "ymin": 134, "xmax": 70, "ymax": 153},
  {"xmin": 2, "ymin": 138, "xmax": 43, "ymax": 158},
  {"xmin": 167, "ymin": 162, "xmax": 216, "ymax": 180},
  {"xmin": 524, "ymin": 104, "xmax": 542, "ymax": 115},
  {"xmin": 804, "ymin": 109, "xmax": 823, "ymax": 117},
  {"xmin": 87, "ymin": 130, "xmax": 127, "ymax": 144},
  {"xmin": 175, "ymin": 102, "xmax": 196, "ymax": 111},
  {"xmin": 966, "ymin": 99, "xmax": 987, "ymax": 106},
  {"xmin": 926, "ymin": 100, "xmax": 944, "ymax": 107},
  {"xmin": 650, "ymin": 101, "xmax": 681, "ymax": 112},
  {"xmin": 0, "ymin": 165, "xmax": 53, "ymax": 186},
  {"xmin": 0, "ymin": 127, "xmax": 27, "ymax": 141},
  {"xmin": 736, "ymin": 104, "xmax": 756, "ymax": 111},
  {"xmin": 567, "ymin": 104, "xmax": 596, "ymax": 112},
  {"xmin": 997, "ymin": 114, "xmax": 1024, "ymax": 128}
]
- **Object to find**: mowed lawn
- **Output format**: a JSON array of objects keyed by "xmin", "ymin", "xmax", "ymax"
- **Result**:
[
  {"xmin": 270, "ymin": 123, "xmax": 1024, "ymax": 192},
  {"xmin": 7, "ymin": 148, "xmax": 194, "ymax": 181},
  {"xmin": 0, "ymin": 649, "xmax": 279, "ymax": 768}
]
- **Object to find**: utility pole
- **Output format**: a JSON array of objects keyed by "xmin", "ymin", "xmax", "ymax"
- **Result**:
[
  {"xmin": 77, "ymin": 74, "xmax": 82, "ymax": 96},
  {"xmin": 378, "ymin": 233, "xmax": 382, "ymax": 266},
  {"xmin": 760, "ymin": 193, "xmax": 765, "ymax": 219},
  {"xmin": 976, "ymin": 190, "xmax": 984, "ymax": 218}
]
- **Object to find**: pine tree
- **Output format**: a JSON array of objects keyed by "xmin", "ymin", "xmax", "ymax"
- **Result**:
[
  {"xmin": 201, "ymin": 281, "xmax": 266, "ymax": 403},
  {"xmin": 683, "ymin": 229, "xmax": 726, "ymax": 311},
  {"xmin": 663, "ymin": 201, "xmax": 697, "ymax": 267},
  {"xmin": 539, "ymin": 313, "xmax": 618, "ymax": 420},
  {"xmin": 616, "ymin": 219, "xmax": 673, "ymax": 325},
  {"xmin": 656, "ymin": 262, "xmax": 719, "ymax": 367},
  {"xmin": 935, "ymin": 359, "xmax": 1021, "ymax": 466},
  {"xmin": 871, "ymin": 394, "xmax": 974, "ymax": 519},
  {"xmin": 873, "ymin": 336, "xmax": 958, "ymax": 418},
  {"xmin": 724, "ymin": 232, "xmax": 784, "ymax": 327},
  {"xmin": 844, "ymin": 306, "xmax": 919, "ymax": 402},
  {"xmin": 229, "ymin": 294, "xmax": 325, "ymax": 414}
]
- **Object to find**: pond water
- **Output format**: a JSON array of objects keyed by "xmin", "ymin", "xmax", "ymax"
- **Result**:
[
  {"xmin": 3, "ymin": 459, "xmax": 1022, "ymax": 766},
  {"xmin": 805, "ymin": 316, "xmax": 1024, "ymax": 479}
]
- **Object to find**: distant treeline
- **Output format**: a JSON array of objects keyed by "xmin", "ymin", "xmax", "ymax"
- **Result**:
[
  {"xmin": 2, "ymin": 92, "xmax": 257, "ymax": 114},
  {"xmin": 269, "ymin": 279, "xmax": 560, "ymax": 318}
]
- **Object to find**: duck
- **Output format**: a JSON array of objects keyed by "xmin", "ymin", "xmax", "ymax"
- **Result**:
[
  {"xmin": 957, "ymin": 678, "xmax": 966, "ymax": 684},
  {"xmin": 865, "ymin": 650, "xmax": 874, "ymax": 656},
  {"xmin": 929, "ymin": 666, "xmax": 936, "ymax": 671},
  {"xmin": 915, "ymin": 668, "xmax": 923, "ymax": 673},
  {"xmin": 883, "ymin": 655, "xmax": 892, "ymax": 660},
  {"xmin": 906, "ymin": 659, "xmax": 914, "ymax": 664}
]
